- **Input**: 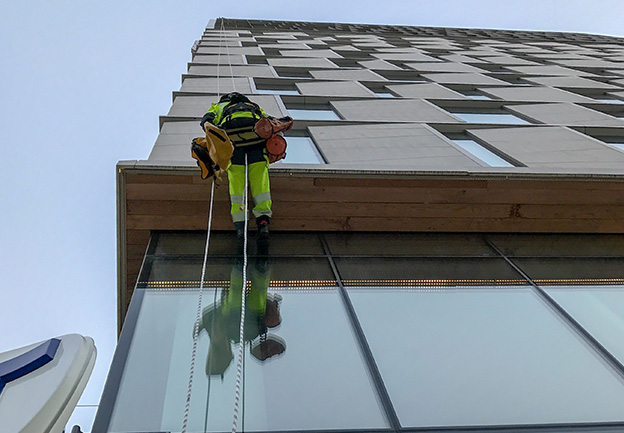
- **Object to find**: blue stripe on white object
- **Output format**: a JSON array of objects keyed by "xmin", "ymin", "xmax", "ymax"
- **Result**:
[{"xmin": 0, "ymin": 334, "xmax": 96, "ymax": 433}]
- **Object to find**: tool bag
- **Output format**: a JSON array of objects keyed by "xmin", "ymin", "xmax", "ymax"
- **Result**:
[
  {"xmin": 254, "ymin": 116, "xmax": 294, "ymax": 163},
  {"xmin": 191, "ymin": 123, "xmax": 234, "ymax": 180}
]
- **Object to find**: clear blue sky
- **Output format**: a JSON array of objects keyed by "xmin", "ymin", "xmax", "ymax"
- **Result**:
[{"xmin": 1, "ymin": 0, "xmax": 623, "ymax": 430}]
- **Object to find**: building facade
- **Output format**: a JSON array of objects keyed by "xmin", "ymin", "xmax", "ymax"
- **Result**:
[{"xmin": 95, "ymin": 18, "xmax": 624, "ymax": 433}]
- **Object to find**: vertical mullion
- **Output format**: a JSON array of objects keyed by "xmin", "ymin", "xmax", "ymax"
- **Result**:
[{"xmin": 319, "ymin": 233, "xmax": 401, "ymax": 431}]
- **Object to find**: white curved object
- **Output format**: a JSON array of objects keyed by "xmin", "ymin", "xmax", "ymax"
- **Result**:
[{"xmin": 0, "ymin": 334, "xmax": 96, "ymax": 433}]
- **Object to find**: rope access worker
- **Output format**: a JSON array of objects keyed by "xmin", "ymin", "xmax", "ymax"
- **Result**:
[{"xmin": 198, "ymin": 92, "xmax": 292, "ymax": 249}]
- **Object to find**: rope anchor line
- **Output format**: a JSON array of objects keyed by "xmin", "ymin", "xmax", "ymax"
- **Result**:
[{"xmin": 182, "ymin": 18, "xmax": 245, "ymax": 433}]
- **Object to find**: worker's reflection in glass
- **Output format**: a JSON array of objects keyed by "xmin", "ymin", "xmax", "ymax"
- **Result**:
[{"xmin": 197, "ymin": 237, "xmax": 286, "ymax": 376}]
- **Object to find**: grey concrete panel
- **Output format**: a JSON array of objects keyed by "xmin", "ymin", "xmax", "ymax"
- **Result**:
[
  {"xmin": 372, "ymin": 52, "xmax": 441, "ymax": 62},
  {"xmin": 507, "ymin": 103, "xmax": 624, "ymax": 127},
  {"xmin": 295, "ymin": 81, "xmax": 374, "ymax": 97},
  {"xmin": 258, "ymin": 43, "xmax": 312, "ymax": 49},
  {"xmin": 611, "ymin": 79, "xmax": 624, "ymax": 87},
  {"xmin": 405, "ymin": 62, "xmax": 487, "ymax": 73},
  {"xmin": 523, "ymin": 76, "xmax": 620, "ymax": 90},
  {"xmin": 187, "ymin": 65, "xmax": 275, "ymax": 77},
  {"xmin": 552, "ymin": 58, "xmax": 624, "ymax": 69},
  {"xmin": 310, "ymin": 69, "xmax": 385, "ymax": 81},
  {"xmin": 180, "ymin": 77, "xmax": 252, "ymax": 94},
  {"xmin": 480, "ymin": 87, "xmax": 595, "ymax": 103},
  {"xmin": 505, "ymin": 65, "xmax": 597, "ymax": 77},
  {"xmin": 468, "ymin": 126, "xmax": 624, "ymax": 168},
  {"xmin": 330, "ymin": 99, "xmax": 460, "ymax": 123},
  {"xmin": 191, "ymin": 54, "xmax": 246, "ymax": 65},
  {"xmin": 357, "ymin": 59, "xmax": 402, "ymax": 70},
  {"xmin": 386, "ymin": 83, "xmax": 468, "ymax": 100},
  {"xmin": 332, "ymin": 45, "xmax": 361, "ymax": 51},
  {"xmin": 196, "ymin": 46, "xmax": 263, "ymax": 55},
  {"xmin": 167, "ymin": 95, "xmax": 285, "ymax": 117},
  {"xmin": 149, "ymin": 143, "xmax": 194, "ymax": 162},
  {"xmin": 267, "ymin": 58, "xmax": 338, "ymax": 68},
  {"xmin": 309, "ymin": 124, "xmax": 482, "ymax": 168},
  {"xmin": 423, "ymin": 73, "xmax": 509, "ymax": 86},
  {"xmin": 440, "ymin": 54, "xmax": 487, "ymax": 64},
  {"xmin": 280, "ymin": 49, "xmax": 343, "ymax": 58},
  {"xmin": 478, "ymin": 56, "xmax": 540, "ymax": 66}
]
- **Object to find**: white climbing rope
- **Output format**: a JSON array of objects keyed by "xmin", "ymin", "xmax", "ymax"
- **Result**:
[
  {"xmin": 231, "ymin": 153, "xmax": 249, "ymax": 433},
  {"xmin": 181, "ymin": 180, "xmax": 216, "ymax": 433},
  {"xmin": 181, "ymin": 18, "xmax": 248, "ymax": 433}
]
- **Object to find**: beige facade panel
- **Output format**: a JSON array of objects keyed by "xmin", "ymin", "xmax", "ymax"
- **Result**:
[
  {"xmin": 480, "ymin": 87, "xmax": 595, "ymax": 103},
  {"xmin": 179, "ymin": 77, "xmax": 252, "ymax": 93},
  {"xmin": 280, "ymin": 49, "xmax": 343, "ymax": 58},
  {"xmin": 310, "ymin": 69, "xmax": 385, "ymax": 81},
  {"xmin": 386, "ymin": 83, "xmax": 467, "ymax": 99},
  {"xmin": 478, "ymin": 56, "xmax": 540, "ymax": 66},
  {"xmin": 167, "ymin": 95, "xmax": 284, "ymax": 117},
  {"xmin": 191, "ymin": 54, "xmax": 246, "ymax": 65},
  {"xmin": 372, "ymin": 52, "xmax": 441, "ymax": 62},
  {"xmin": 330, "ymin": 99, "xmax": 460, "ymax": 122},
  {"xmin": 440, "ymin": 54, "xmax": 487, "ymax": 64},
  {"xmin": 507, "ymin": 103, "xmax": 624, "ymax": 127},
  {"xmin": 357, "ymin": 59, "xmax": 402, "ymax": 70},
  {"xmin": 187, "ymin": 65, "xmax": 275, "ymax": 77},
  {"xmin": 309, "ymin": 124, "xmax": 482, "ymax": 168},
  {"xmin": 196, "ymin": 46, "xmax": 263, "ymax": 55},
  {"xmin": 295, "ymin": 81, "xmax": 374, "ymax": 97},
  {"xmin": 405, "ymin": 62, "xmax": 487, "ymax": 73},
  {"xmin": 523, "ymin": 76, "xmax": 621, "ymax": 90},
  {"xmin": 148, "ymin": 144, "xmax": 192, "ymax": 162},
  {"xmin": 505, "ymin": 65, "xmax": 597, "ymax": 77},
  {"xmin": 469, "ymin": 126, "xmax": 624, "ymax": 168},
  {"xmin": 423, "ymin": 73, "xmax": 509, "ymax": 86},
  {"xmin": 552, "ymin": 58, "xmax": 624, "ymax": 69},
  {"xmin": 267, "ymin": 58, "xmax": 339, "ymax": 68},
  {"xmin": 259, "ymin": 43, "xmax": 312, "ymax": 49}
]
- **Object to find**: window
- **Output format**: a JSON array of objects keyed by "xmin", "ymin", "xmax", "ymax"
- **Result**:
[
  {"xmin": 451, "ymin": 112, "xmax": 530, "ymax": 125},
  {"xmin": 287, "ymin": 108, "xmax": 341, "ymax": 121},
  {"xmin": 255, "ymin": 88, "xmax": 300, "ymax": 95},
  {"xmin": 462, "ymin": 91, "xmax": 492, "ymax": 100},
  {"xmin": 452, "ymin": 139, "xmax": 515, "ymax": 167},
  {"xmin": 278, "ymin": 135, "xmax": 325, "ymax": 164}
]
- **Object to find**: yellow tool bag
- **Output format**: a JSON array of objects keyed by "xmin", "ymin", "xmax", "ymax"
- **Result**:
[{"xmin": 191, "ymin": 123, "xmax": 234, "ymax": 180}]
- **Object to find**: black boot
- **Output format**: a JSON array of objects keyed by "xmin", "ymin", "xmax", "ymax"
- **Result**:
[
  {"xmin": 256, "ymin": 216, "xmax": 270, "ymax": 257},
  {"xmin": 234, "ymin": 222, "xmax": 246, "ymax": 257}
]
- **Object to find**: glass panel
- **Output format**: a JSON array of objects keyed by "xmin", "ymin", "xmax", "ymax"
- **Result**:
[
  {"xmin": 255, "ymin": 89, "xmax": 300, "ymax": 95},
  {"xmin": 545, "ymin": 285, "xmax": 624, "ymax": 365},
  {"xmin": 277, "ymin": 136, "xmax": 324, "ymax": 164},
  {"xmin": 108, "ymin": 288, "xmax": 387, "ymax": 432},
  {"xmin": 596, "ymin": 98, "xmax": 624, "ymax": 104},
  {"xmin": 452, "ymin": 112, "xmax": 530, "ymax": 124},
  {"xmin": 153, "ymin": 232, "xmax": 326, "ymax": 256},
  {"xmin": 325, "ymin": 232, "xmax": 495, "ymax": 257},
  {"xmin": 607, "ymin": 143, "xmax": 624, "ymax": 152},
  {"xmin": 349, "ymin": 287, "xmax": 624, "ymax": 427},
  {"xmin": 146, "ymin": 257, "xmax": 336, "ymax": 285},
  {"xmin": 376, "ymin": 92, "xmax": 395, "ymax": 98},
  {"xmin": 335, "ymin": 257, "xmax": 525, "ymax": 283},
  {"xmin": 287, "ymin": 108, "xmax": 341, "ymax": 120},
  {"xmin": 511, "ymin": 257, "xmax": 624, "ymax": 281},
  {"xmin": 465, "ymin": 93, "xmax": 492, "ymax": 100},
  {"xmin": 453, "ymin": 139, "xmax": 514, "ymax": 167},
  {"xmin": 488, "ymin": 233, "xmax": 624, "ymax": 257}
]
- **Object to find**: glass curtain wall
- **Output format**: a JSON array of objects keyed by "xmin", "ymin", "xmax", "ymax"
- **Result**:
[{"xmin": 94, "ymin": 232, "xmax": 624, "ymax": 433}]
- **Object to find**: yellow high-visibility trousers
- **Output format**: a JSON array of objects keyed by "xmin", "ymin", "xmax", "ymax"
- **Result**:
[{"xmin": 227, "ymin": 147, "xmax": 272, "ymax": 223}]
